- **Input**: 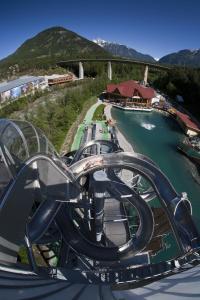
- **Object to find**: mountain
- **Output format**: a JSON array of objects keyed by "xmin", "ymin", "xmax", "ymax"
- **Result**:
[
  {"xmin": 159, "ymin": 49, "xmax": 200, "ymax": 67},
  {"xmin": 0, "ymin": 27, "xmax": 111, "ymax": 76},
  {"xmin": 93, "ymin": 39, "xmax": 156, "ymax": 63}
]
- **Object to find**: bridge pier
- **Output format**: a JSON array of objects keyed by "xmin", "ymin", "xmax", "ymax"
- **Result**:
[
  {"xmin": 58, "ymin": 60, "xmax": 170, "ymax": 82},
  {"xmin": 143, "ymin": 65, "xmax": 149, "ymax": 85},
  {"xmin": 79, "ymin": 62, "xmax": 84, "ymax": 80},
  {"xmin": 107, "ymin": 61, "xmax": 112, "ymax": 80}
]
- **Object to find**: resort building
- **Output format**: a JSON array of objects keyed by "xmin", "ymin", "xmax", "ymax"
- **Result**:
[
  {"xmin": 106, "ymin": 80, "xmax": 155, "ymax": 111},
  {"xmin": 176, "ymin": 111, "xmax": 200, "ymax": 136},
  {"xmin": 0, "ymin": 76, "xmax": 47, "ymax": 104}
]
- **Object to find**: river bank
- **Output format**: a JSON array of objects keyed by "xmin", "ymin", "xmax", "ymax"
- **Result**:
[{"xmin": 104, "ymin": 104, "xmax": 134, "ymax": 152}]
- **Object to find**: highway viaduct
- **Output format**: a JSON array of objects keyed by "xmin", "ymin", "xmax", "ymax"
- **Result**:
[{"xmin": 57, "ymin": 58, "xmax": 171, "ymax": 85}]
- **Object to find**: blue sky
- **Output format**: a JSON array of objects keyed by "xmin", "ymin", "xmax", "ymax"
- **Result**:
[{"xmin": 0, "ymin": 0, "xmax": 200, "ymax": 60}]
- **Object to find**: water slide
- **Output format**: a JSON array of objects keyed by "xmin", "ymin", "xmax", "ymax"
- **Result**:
[
  {"xmin": 0, "ymin": 119, "xmax": 200, "ymax": 299},
  {"xmin": 0, "ymin": 143, "xmax": 198, "ymax": 263},
  {"xmin": 70, "ymin": 151, "xmax": 200, "ymax": 255}
]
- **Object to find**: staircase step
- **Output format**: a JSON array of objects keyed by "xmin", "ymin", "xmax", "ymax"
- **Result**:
[
  {"xmin": 100, "ymin": 285, "xmax": 116, "ymax": 300},
  {"xmin": 38, "ymin": 284, "xmax": 86, "ymax": 300},
  {"xmin": 0, "ymin": 277, "xmax": 60, "ymax": 288},
  {"xmin": 0, "ymin": 268, "xmax": 39, "ymax": 280},
  {"xmin": 78, "ymin": 285, "xmax": 101, "ymax": 300},
  {"xmin": 0, "ymin": 281, "xmax": 72, "ymax": 300}
]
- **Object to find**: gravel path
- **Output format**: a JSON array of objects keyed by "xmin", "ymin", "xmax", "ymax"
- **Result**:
[{"xmin": 104, "ymin": 104, "xmax": 134, "ymax": 152}]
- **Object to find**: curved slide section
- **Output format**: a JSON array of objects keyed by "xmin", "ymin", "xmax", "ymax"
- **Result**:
[
  {"xmin": 0, "ymin": 150, "xmax": 199, "ymax": 266},
  {"xmin": 0, "ymin": 154, "xmax": 76, "ymax": 263},
  {"xmin": 71, "ymin": 139, "xmax": 122, "ymax": 164},
  {"xmin": 70, "ymin": 152, "xmax": 200, "ymax": 255},
  {"xmin": 0, "ymin": 152, "xmax": 152, "ymax": 264},
  {"xmin": 55, "ymin": 187, "xmax": 154, "ymax": 262}
]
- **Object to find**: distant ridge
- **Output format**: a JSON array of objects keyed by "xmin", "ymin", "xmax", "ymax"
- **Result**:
[
  {"xmin": 1, "ymin": 26, "xmax": 199, "ymax": 79},
  {"xmin": 159, "ymin": 49, "xmax": 200, "ymax": 67},
  {"xmin": 93, "ymin": 38, "xmax": 156, "ymax": 63},
  {"xmin": 0, "ymin": 27, "xmax": 111, "ymax": 76}
]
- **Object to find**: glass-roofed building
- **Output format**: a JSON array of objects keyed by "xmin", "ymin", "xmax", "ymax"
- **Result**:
[{"xmin": 0, "ymin": 76, "xmax": 47, "ymax": 104}]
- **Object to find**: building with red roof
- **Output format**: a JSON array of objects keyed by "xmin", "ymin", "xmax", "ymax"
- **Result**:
[
  {"xmin": 176, "ymin": 111, "xmax": 200, "ymax": 136},
  {"xmin": 106, "ymin": 80, "xmax": 155, "ymax": 109}
]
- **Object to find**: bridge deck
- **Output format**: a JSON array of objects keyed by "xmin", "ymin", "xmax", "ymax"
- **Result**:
[{"xmin": 58, "ymin": 58, "xmax": 171, "ymax": 70}]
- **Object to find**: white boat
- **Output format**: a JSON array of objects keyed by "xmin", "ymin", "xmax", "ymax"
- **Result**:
[{"xmin": 112, "ymin": 104, "xmax": 153, "ymax": 112}]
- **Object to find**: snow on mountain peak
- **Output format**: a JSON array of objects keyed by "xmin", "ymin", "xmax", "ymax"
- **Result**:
[
  {"xmin": 189, "ymin": 49, "xmax": 200, "ymax": 54},
  {"xmin": 93, "ymin": 38, "xmax": 107, "ymax": 47}
]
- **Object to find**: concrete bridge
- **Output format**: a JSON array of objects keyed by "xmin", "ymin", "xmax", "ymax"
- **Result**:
[{"xmin": 57, "ymin": 58, "xmax": 171, "ymax": 85}]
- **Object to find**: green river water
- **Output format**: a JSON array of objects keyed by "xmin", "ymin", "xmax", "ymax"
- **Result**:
[{"xmin": 111, "ymin": 108, "xmax": 200, "ymax": 261}]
